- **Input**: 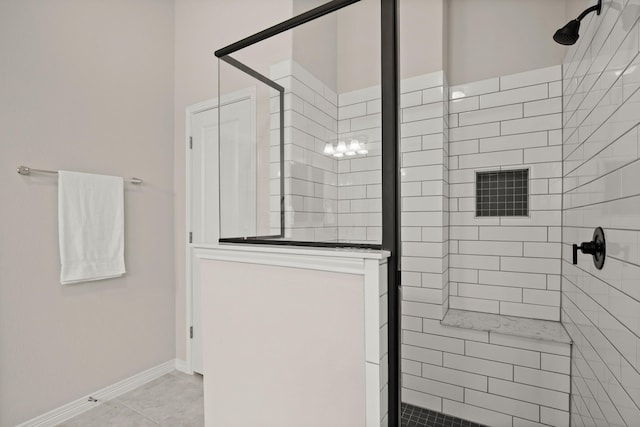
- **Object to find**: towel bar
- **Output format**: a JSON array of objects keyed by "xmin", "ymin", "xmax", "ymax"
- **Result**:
[{"xmin": 17, "ymin": 165, "xmax": 143, "ymax": 184}]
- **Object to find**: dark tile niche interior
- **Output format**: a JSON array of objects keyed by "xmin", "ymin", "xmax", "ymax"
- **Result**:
[{"xmin": 476, "ymin": 169, "xmax": 529, "ymax": 217}]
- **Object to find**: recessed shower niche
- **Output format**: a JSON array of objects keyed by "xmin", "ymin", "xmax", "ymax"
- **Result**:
[{"xmin": 475, "ymin": 169, "xmax": 529, "ymax": 217}]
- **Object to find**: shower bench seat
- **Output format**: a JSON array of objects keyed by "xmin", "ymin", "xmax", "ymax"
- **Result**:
[
  {"xmin": 434, "ymin": 309, "xmax": 572, "ymax": 426},
  {"xmin": 441, "ymin": 309, "xmax": 572, "ymax": 345},
  {"xmin": 194, "ymin": 244, "xmax": 390, "ymax": 427}
]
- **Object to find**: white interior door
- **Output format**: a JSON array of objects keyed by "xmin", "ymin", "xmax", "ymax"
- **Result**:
[
  {"xmin": 219, "ymin": 98, "xmax": 256, "ymax": 238},
  {"xmin": 189, "ymin": 93, "xmax": 254, "ymax": 374},
  {"xmin": 190, "ymin": 106, "xmax": 217, "ymax": 375},
  {"xmin": 191, "ymin": 108, "xmax": 220, "ymax": 245}
]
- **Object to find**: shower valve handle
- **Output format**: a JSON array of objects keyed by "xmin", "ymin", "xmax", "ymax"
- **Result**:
[
  {"xmin": 573, "ymin": 242, "xmax": 598, "ymax": 263},
  {"xmin": 572, "ymin": 227, "xmax": 606, "ymax": 270}
]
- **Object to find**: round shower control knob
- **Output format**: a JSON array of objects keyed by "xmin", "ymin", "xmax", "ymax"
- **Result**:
[{"xmin": 572, "ymin": 227, "xmax": 606, "ymax": 270}]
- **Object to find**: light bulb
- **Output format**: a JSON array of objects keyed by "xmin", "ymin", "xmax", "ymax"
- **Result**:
[
  {"xmin": 357, "ymin": 142, "xmax": 368, "ymax": 155},
  {"xmin": 336, "ymin": 140, "xmax": 347, "ymax": 153},
  {"xmin": 333, "ymin": 152, "xmax": 344, "ymax": 158},
  {"xmin": 349, "ymin": 139, "xmax": 361, "ymax": 152},
  {"xmin": 323, "ymin": 143, "xmax": 335, "ymax": 155}
]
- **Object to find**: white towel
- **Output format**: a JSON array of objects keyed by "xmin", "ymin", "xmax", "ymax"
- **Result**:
[{"xmin": 58, "ymin": 171, "xmax": 126, "ymax": 285}]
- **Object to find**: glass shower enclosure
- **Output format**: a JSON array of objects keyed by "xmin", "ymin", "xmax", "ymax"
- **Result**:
[
  {"xmin": 213, "ymin": 0, "xmax": 401, "ymax": 424},
  {"xmin": 216, "ymin": 0, "xmax": 383, "ymax": 248}
]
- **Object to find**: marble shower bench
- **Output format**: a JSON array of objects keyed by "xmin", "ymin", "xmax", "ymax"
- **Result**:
[
  {"xmin": 422, "ymin": 309, "xmax": 573, "ymax": 427},
  {"xmin": 442, "ymin": 309, "xmax": 572, "ymax": 344}
]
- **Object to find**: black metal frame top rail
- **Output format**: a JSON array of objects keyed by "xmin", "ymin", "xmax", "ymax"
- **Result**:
[
  {"xmin": 219, "ymin": 238, "xmax": 382, "ymax": 250},
  {"xmin": 214, "ymin": 0, "xmax": 361, "ymax": 58}
]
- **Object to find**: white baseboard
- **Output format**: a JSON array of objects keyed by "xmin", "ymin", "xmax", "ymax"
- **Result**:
[
  {"xmin": 17, "ymin": 359, "xmax": 177, "ymax": 427},
  {"xmin": 174, "ymin": 358, "xmax": 188, "ymax": 373}
]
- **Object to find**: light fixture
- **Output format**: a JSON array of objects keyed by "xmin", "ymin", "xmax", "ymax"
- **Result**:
[
  {"xmin": 322, "ymin": 137, "xmax": 369, "ymax": 158},
  {"xmin": 323, "ymin": 142, "xmax": 335, "ymax": 155},
  {"xmin": 553, "ymin": 0, "xmax": 601, "ymax": 45}
]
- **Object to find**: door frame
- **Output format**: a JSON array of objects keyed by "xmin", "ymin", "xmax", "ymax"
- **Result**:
[{"xmin": 185, "ymin": 88, "xmax": 256, "ymax": 374}]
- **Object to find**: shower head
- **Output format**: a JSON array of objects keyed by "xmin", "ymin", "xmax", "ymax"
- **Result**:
[
  {"xmin": 553, "ymin": 0, "xmax": 602, "ymax": 45},
  {"xmin": 553, "ymin": 19, "xmax": 581, "ymax": 45}
]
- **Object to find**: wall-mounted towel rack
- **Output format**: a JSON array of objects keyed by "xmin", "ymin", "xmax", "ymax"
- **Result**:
[{"xmin": 17, "ymin": 165, "xmax": 143, "ymax": 184}]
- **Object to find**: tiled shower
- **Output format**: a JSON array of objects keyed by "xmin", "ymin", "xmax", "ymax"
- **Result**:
[
  {"xmin": 400, "ymin": 0, "xmax": 640, "ymax": 425},
  {"xmin": 447, "ymin": 65, "xmax": 563, "ymax": 321},
  {"xmin": 215, "ymin": 0, "xmax": 640, "ymax": 425},
  {"xmin": 400, "ymin": 65, "xmax": 572, "ymax": 427},
  {"xmin": 263, "ymin": 60, "xmax": 572, "ymax": 425}
]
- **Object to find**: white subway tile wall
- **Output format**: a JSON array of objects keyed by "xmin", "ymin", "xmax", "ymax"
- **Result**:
[
  {"xmin": 271, "ymin": 64, "xmax": 385, "ymax": 244},
  {"xmin": 337, "ymin": 83, "xmax": 382, "ymax": 244},
  {"xmin": 270, "ymin": 60, "xmax": 339, "ymax": 241},
  {"xmin": 448, "ymin": 65, "xmax": 563, "ymax": 322},
  {"xmin": 336, "ymin": 72, "xmax": 447, "ymax": 249},
  {"xmin": 561, "ymin": 0, "xmax": 640, "ymax": 425},
  {"xmin": 396, "ymin": 67, "xmax": 572, "ymax": 426},
  {"xmin": 402, "ymin": 324, "xmax": 571, "ymax": 426},
  {"xmin": 401, "ymin": 71, "xmax": 450, "ymax": 323}
]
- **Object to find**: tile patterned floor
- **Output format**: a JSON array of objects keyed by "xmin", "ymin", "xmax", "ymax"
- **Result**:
[
  {"xmin": 58, "ymin": 371, "xmax": 482, "ymax": 427},
  {"xmin": 56, "ymin": 371, "xmax": 204, "ymax": 427},
  {"xmin": 401, "ymin": 403, "xmax": 486, "ymax": 427}
]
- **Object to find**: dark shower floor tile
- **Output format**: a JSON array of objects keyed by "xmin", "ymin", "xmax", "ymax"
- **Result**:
[{"xmin": 401, "ymin": 403, "xmax": 486, "ymax": 427}]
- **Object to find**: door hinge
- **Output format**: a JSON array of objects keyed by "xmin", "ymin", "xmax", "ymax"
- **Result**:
[
  {"xmin": 189, "ymin": 136, "xmax": 193, "ymax": 149},
  {"xmin": 190, "ymin": 326, "xmax": 193, "ymax": 339},
  {"xmin": 189, "ymin": 232, "xmax": 193, "ymax": 244}
]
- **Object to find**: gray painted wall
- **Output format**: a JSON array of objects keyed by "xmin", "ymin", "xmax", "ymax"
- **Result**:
[
  {"xmin": 447, "ymin": 0, "xmax": 568, "ymax": 85},
  {"xmin": 0, "ymin": 1, "xmax": 175, "ymax": 425}
]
